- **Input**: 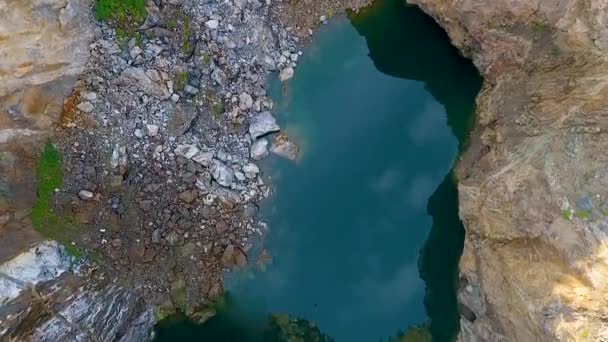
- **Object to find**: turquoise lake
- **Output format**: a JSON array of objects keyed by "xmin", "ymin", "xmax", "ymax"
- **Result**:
[{"xmin": 155, "ymin": 0, "xmax": 481, "ymax": 340}]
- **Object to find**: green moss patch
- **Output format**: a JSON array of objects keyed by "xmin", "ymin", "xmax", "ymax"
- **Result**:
[
  {"xmin": 94, "ymin": 0, "xmax": 147, "ymax": 25},
  {"xmin": 31, "ymin": 144, "xmax": 83, "ymax": 259}
]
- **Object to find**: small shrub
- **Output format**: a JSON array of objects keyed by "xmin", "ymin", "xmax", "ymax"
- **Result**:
[
  {"xmin": 175, "ymin": 71, "xmax": 188, "ymax": 91},
  {"xmin": 561, "ymin": 209, "xmax": 572, "ymax": 220},
  {"xmin": 182, "ymin": 16, "xmax": 194, "ymax": 55}
]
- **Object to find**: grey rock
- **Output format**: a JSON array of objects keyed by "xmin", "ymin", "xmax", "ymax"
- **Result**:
[
  {"xmin": 250, "ymin": 138, "xmax": 269, "ymax": 160},
  {"xmin": 77, "ymin": 101, "xmax": 94, "ymax": 113},
  {"xmin": 152, "ymin": 229, "xmax": 161, "ymax": 243},
  {"xmin": 129, "ymin": 45, "xmax": 143, "ymax": 59},
  {"xmin": 205, "ymin": 19, "xmax": 219, "ymax": 29},
  {"xmin": 120, "ymin": 67, "xmax": 170, "ymax": 99},
  {"xmin": 577, "ymin": 197, "xmax": 594, "ymax": 211},
  {"xmin": 146, "ymin": 124, "xmax": 159, "ymax": 137},
  {"xmin": 243, "ymin": 203, "xmax": 258, "ymax": 217},
  {"xmin": 210, "ymin": 160, "xmax": 234, "ymax": 187},
  {"xmin": 165, "ymin": 232, "xmax": 179, "ymax": 246},
  {"xmin": 279, "ymin": 67, "xmax": 294, "ymax": 81},
  {"xmin": 174, "ymin": 144, "xmax": 200, "ymax": 159},
  {"xmin": 211, "ymin": 68, "xmax": 227, "ymax": 86},
  {"xmin": 242, "ymin": 163, "xmax": 260, "ymax": 178},
  {"xmin": 249, "ymin": 111, "xmax": 280, "ymax": 140},
  {"xmin": 184, "ymin": 84, "xmax": 199, "ymax": 96},
  {"xmin": 192, "ymin": 151, "xmax": 214, "ymax": 167},
  {"xmin": 239, "ymin": 92, "xmax": 253, "ymax": 110}
]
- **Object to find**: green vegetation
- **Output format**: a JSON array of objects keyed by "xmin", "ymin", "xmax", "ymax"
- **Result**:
[
  {"xmin": 530, "ymin": 20, "xmax": 549, "ymax": 34},
  {"xmin": 574, "ymin": 209, "xmax": 591, "ymax": 220},
  {"xmin": 176, "ymin": 71, "xmax": 188, "ymax": 92},
  {"xmin": 390, "ymin": 325, "xmax": 432, "ymax": 342},
  {"xmin": 561, "ymin": 209, "xmax": 573, "ymax": 220},
  {"xmin": 93, "ymin": 0, "xmax": 147, "ymax": 24},
  {"xmin": 202, "ymin": 53, "xmax": 211, "ymax": 66},
  {"xmin": 31, "ymin": 144, "xmax": 83, "ymax": 259},
  {"xmin": 211, "ymin": 102, "xmax": 225, "ymax": 119},
  {"xmin": 182, "ymin": 16, "xmax": 194, "ymax": 55}
]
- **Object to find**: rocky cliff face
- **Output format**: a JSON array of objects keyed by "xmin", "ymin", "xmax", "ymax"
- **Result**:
[
  {"xmin": 408, "ymin": 0, "xmax": 608, "ymax": 340},
  {"xmin": 0, "ymin": 242, "xmax": 155, "ymax": 341}
]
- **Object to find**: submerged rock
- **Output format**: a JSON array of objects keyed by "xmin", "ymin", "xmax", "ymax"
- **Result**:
[{"xmin": 270, "ymin": 133, "xmax": 300, "ymax": 161}]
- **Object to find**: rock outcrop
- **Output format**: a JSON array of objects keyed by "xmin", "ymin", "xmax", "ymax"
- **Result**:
[
  {"xmin": 0, "ymin": 0, "xmax": 93, "ymax": 139},
  {"xmin": 408, "ymin": 0, "xmax": 608, "ymax": 340},
  {"xmin": 0, "ymin": 242, "xmax": 154, "ymax": 341}
]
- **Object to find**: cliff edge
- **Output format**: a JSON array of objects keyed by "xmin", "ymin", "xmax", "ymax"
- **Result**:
[{"xmin": 408, "ymin": 0, "xmax": 608, "ymax": 340}]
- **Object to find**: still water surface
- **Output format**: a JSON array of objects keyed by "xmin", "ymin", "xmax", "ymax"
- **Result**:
[{"xmin": 155, "ymin": 0, "xmax": 481, "ymax": 340}]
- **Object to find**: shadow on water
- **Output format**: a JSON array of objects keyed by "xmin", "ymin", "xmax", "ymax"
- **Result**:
[{"xmin": 350, "ymin": 1, "xmax": 480, "ymax": 340}]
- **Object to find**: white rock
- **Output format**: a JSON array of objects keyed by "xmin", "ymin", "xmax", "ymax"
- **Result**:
[
  {"xmin": 77, "ymin": 101, "xmax": 94, "ymax": 113},
  {"xmin": 82, "ymin": 92, "xmax": 97, "ymax": 101},
  {"xmin": 279, "ymin": 67, "xmax": 294, "ymax": 82},
  {"xmin": 146, "ymin": 124, "xmax": 159, "ymax": 137},
  {"xmin": 249, "ymin": 111, "xmax": 280, "ymax": 140},
  {"xmin": 243, "ymin": 163, "xmax": 260, "ymax": 178},
  {"xmin": 239, "ymin": 92, "xmax": 253, "ymax": 110},
  {"xmin": 134, "ymin": 129, "xmax": 144, "ymax": 138},
  {"xmin": 130, "ymin": 45, "xmax": 143, "ymax": 59},
  {"xmin": 234, "ymin": 171, "xmax": 246, "ymax": 182},
  {"xmin": 0, "ymin": 241, "xmax": 71, "ymax": 305},
  {"xmin": 210, "ymin": 160, "xmax": 235, "ymax": 187},
  {"xmin": 250, "ymin": 138, "xmax": 269, "ymax": 160},
  {"xmin": 174, "ymin": 144, "xmax": 200, "ymax": 159},
  {"xmin": 205, "ymin": 19, "xmax": 220, "ymax": 29},
  {"xmin": 290, "ymin": 53, "xmax": 299, "ymax": 62},
  {"xmin": 78, "ymin": 190, "xmax": 94, "ymax": 200},
  {"xmin": 171, "ymin": 93, "xmax": 180, "ymax": 102},
  {"xmin": 111, "ymin": 145, "xmax": 128, "ymax": 168},
  {"xmin": 192, "ymin": 151, "xmax": 214, "ymax": 167}
]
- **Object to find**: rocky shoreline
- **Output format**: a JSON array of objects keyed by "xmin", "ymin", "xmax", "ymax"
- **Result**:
[{"xmin": 1, "ymin": 0, "xmax": 375, "ymax": 340}]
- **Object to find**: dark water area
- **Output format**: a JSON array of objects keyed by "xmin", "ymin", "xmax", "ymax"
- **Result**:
[{"xmin": 154, "ymin": 0, "xmax": 481, "ymax": 341}]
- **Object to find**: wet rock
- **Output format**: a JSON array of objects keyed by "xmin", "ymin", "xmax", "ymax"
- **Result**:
[
  {"xmin": 270, "ymin": 133, "xmax": 300, "ymax": 161},
  {"xmin": 234, "ymin": 248, "xmax": 247, "ymax": 268},
  {"xmin": 210, "ymin": 160, "xmax": 234, "ymax": 187},
  {"xmin": 249, "ymin": 111, "xmax": 280, "ymax": 140},
  {"xmin": 250, "ymin": 138, "xmax": 269, "ymax": 160},
  {"xmin": 279, "ymin": 67, "xmax": 294, "ymax": 82},
  {"xmin": 243, "ymin": 203, "xmax": 258, "ymax": 218},
  {"xmin": 221, "ymin": 244, "xmax": 235, "ymax": 266}
]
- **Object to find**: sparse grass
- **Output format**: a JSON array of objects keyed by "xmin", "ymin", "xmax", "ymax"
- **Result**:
[
  {"xmin": 31, "ymin": 144, "xmax": 83, "ymax": 260},
  {"xmin": 574, "ymin": 210, "xmax": 591, "ymax": 220},
  {"xmin": 202, "ymin": 53, "xmax": 211, "ymax": 66},
  {"xmin": 93, "ymin": 0, "xmax": 147, "ymax": 25},
  {"xmin": 211, "ymin": 102, "xmax": 225, "ymax": 119},
  {"xmin": 531, "ymin": 20, "xmax": 549, "ymax": 34},
  {"xmin": 182, "ymin": 16, "xmax": 194, "ymax": 55},
  {"xmin": 175, "ymin": 71, "xmax": 188, "ymax": 91}
]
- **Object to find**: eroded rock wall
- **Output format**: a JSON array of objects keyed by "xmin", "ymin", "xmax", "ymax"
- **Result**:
[{"xmin": 408, "ymin": 0, "xmax": 608, "ymax": 340}]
